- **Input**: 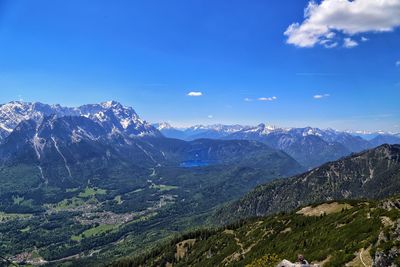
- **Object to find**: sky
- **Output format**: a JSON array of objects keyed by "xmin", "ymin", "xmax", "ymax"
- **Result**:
[{"xmin": 0, "ymin": 0, "xmax": 399, "ymax": 132}]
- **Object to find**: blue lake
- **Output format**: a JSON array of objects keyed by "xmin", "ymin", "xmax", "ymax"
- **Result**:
[{"xmin": 179, "ymin": 160, "xmax": 211, "ymax": 168}]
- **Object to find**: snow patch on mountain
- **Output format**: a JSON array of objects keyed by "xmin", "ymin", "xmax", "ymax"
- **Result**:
[
  {"xmin": 33, "ymin": 133, "xmax": 45, "ymax": 160},
  {"xmin": 51, "ymin": 136, "xmax": 72, "ymax": 178}
]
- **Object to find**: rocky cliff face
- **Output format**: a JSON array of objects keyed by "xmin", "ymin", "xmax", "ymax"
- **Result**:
[{"xmin": 373, "ymin": 199, "xmax": 400, "ymax": 267}]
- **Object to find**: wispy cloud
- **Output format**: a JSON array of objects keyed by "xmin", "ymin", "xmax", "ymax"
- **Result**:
[
  {"xmin": 343, "ymin": 38, "xmax": 358, "ymax": 48},
  {"xmin": 207, "ymin": 115, "xmax": 213, "ymax": 119},
  {"xmin": 313, "ymin": 94, "xmax": 330, "ymax": 99},
  {"xmin": 320, "ymin": 40, "xmax": 338, "ymax": 48},
  {"xmin": 244, "ymin": 98, "xmax": 253, "ymax": 102},
  {"xmin": 187, "ymin": 91, "xmax": 203, "ymax": 97},
  {"xmin": 396, "ymin": 60, "xmax": 400, "ymax": 67},
  {"xmin": 284, "ymin": 0, "xmax": 400, "ymax": 48},
  {"xmin": 361, "ymin": 36, "xmax": 369, "ymax": 42},
  {"xmin": 258, "ymin": 96, "xmax": 277, "ymax": 101}
]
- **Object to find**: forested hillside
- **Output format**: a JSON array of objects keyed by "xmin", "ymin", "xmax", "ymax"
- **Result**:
[{"xmin": 111, "ymin": 197, "xmax": 400, "ymax": 267}]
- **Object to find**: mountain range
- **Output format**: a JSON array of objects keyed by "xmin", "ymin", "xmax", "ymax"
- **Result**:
[
  {"xmin": 155, "ymin": 122, "xmax": 400, "ymax": 168},
  {"xmin": 0, "ymin": 100, "xmax": 399, "ymax": 266}
]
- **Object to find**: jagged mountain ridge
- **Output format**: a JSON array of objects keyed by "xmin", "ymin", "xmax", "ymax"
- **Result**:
[
  {"xmin": 0, "ymin": 100, "xmax": 161, "ymax": 142},
  {"xmin": 0, "ymin": 116, "xmax": 164, "ymax": 193},
  {"xmin": 216, "ymin": 144, "xmax": 400, "ymax": 223}
]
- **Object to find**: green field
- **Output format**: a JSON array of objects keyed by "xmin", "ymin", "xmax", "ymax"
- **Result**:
[
  {"xmin": 72, "ymin": 224, "xmax": 119, "ymax": 242},
  {"xmin": 78, "ymin": 187, "xmax": 107, "ymax": 198},
  {"xmin": 114, "ymin": 195, "xmax": 123, "ymax": 204},
  {"xmin": 66, "ymin": 187, "xmax": 80, "ymax": 192},
  {"xmin": 0, "ymin": 211, "xmax": 31, "ymax": 222},
  {"xmin": 150, "ymin": 183, "xmax": 178, "ymax": 191},
  {"xmin": 48, "ymin": 197, "xmax": 85, "ymax": 211}
]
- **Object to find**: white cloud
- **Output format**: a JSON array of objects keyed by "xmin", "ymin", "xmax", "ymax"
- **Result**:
[
  {"xmin": 284, "ymin": 0, "xmax": 400, "ymax": 48},
  {"xmin": 258, "ymin": 96, "xmax": 277, "ymax": 101},
  {"xmin": 343, "ymin": 38, "xmax": 358, "ymax": 48},
  {"xmin": 361, "ymin": 36, "xmax": 369, "ymax": 42},
  {"xmin": 244, "ymin": 98, "xmax": 253, "ymax": 102},
  {"xmin": 313, "ymin": 94, "xmax": 330, "ymax": 99},
  {"xmin": 187, "ymin": 91, "xmax": 203, "ymax": 97},
  {"xmin": 396, "ymin": 60, "xmax": 400, "ymax": 66},
  {"xmin": 207, "ymin": 115, "xmax": 213, "ymax": 119}
]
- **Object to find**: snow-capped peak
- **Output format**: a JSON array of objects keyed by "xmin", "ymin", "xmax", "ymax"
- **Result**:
[
  {"xmin": 301, "ymin": 127, "xmax": 323, "ymax": 137},
  {"xmin": 0, "ymin": 100, "xmax": 161, "ymax": 140},
  {"xmin": 154, "ymin": 122, "xmax": 174, "ymax": 130},
  {"xmin": 100, "ymin": 100, "xmax": 121, "ymax": 109},
  {"xmin": 241, "ymin": 123, "xmax": 284, "ymax": 135},
  {"xmin": 187, "ymin": 124, "xmax": 249, "ymax": 132}
]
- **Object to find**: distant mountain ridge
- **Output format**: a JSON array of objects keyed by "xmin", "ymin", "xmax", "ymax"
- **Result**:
[
  {"xmin": 226, "ymin": 124, "xmax": 352, "ymax": 168},
  {"xmin": 155, "ymin": 122, "xmax": 400, "ymax": 147},
  {"xmin": 155, "ymin": 122, "xmax": 400, "ymax": 168},
  {"xmin": 152, "ymin": 123, "xmax": 252, "ymax": 140}
]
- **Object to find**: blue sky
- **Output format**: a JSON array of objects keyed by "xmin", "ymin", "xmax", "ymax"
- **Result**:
[{"xmin": 0, "ymin": 0, "xmax": 399, "ymax": 131}]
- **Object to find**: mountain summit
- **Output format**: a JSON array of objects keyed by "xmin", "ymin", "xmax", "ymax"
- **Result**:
[{"xmin": 0, "ymin": 101, "xmax": 161, "ymax": 141}]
